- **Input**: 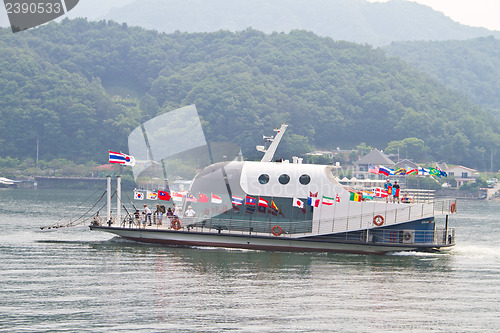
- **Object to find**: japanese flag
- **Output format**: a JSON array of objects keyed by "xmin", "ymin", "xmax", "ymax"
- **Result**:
[{"xmin": 292, "ymin": 197, "xmax": 304, "ymax": 208}]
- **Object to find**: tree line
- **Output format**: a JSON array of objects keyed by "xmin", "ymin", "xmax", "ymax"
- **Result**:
[{"xmin": 0, "ymin": 19, "xmax": 499, "ymax": 170}]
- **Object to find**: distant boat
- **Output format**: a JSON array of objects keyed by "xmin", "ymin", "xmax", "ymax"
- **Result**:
[
  {"xmin": 0, "ymin": 177, "xmax": 17, "ymax": 188},
  {"xmin": 90, "ymin": 106, "xmax": 456, "ymax": 254}
]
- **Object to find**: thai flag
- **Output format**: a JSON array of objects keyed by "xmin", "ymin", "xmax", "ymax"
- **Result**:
[
  {"xmin": 109, "ymin": 150, "xmax": 135, "ymax": 166},
  {"xmin": 379, "ymin": 165, "xmax": 393, "ymax": 176},
  {"xmin": 232, "ymin": 196, "xmax": 243, "ymax": 205}
]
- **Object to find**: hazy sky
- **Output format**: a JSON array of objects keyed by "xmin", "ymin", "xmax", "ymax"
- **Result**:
[{"xmin": 371, "ymin": 0, "xmax": 500, "ymax": 31}]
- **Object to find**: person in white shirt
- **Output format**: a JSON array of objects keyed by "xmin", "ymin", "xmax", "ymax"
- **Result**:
[
  {"xmin": 143, "ymin": 204, "xmax": 152, "ymax": 226},
  {"xmin": 185, "ymin": 206, "xmax": 196, "ymax": 217}
]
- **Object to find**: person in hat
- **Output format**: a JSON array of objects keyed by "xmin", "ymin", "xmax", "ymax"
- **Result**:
[
  {"xmin": 384, "ymin": 179, "xmax": 392, "ymax": 203},
  {"xmin": 185, "ymin": 205, "xmax": 196, "ymax": 217}
]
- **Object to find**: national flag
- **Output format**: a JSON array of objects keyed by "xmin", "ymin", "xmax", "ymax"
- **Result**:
[
  {"xmin": 309, "ymin": 191, "xmax": 318, "ymax": 197},
  {"xmin": 336, "ymin": 194, "xmax": 341, "ymax": 202},
  {"xmin": 109, "ymin": 150, "xmax": 135, "ymax": 166},
  {"xmin": 392, "ymin": 187, "xmax": 400, "ymax": 197},
  {"xmin": 322, "ymin": 195, "xmax": 334, "ymax": 205},
  {"xmin": 368, "ymin": 164, "xmax": 379, "ymax": 174},
  {"xmin": 246, "ymin": 205, "xmax": 256, "ymax": 214},
  {"xmin": 232, "ymin": 196, "xmax": 243, "ymax": 205},
  {"xmin": 270, "ymin": 200, "xmax": 279, "ymax": 215},
  {"xmin": 158, "ymin": 190, "xmax": 171, "ymax": 201},
  {"xmin": 232, "ymin": 204, "xmax": 240, "ymax": 212},
  {"xmin": 429, "ymin": 167, "xmax": 441, "ymax": 177},
  {"xmin": 379, "ymin": 166, "xmax": 393, "ymax": 176},
  {"xmin": 198, "ymin": 193, "xmax": 209, "ymax": 203},
  {"xmin": 292, "ymin": 197, "xmax": 304, "ymax": 208},
  {"xmin": 395, "ymin": 168, "xmax": 406, "ymax": 175},
  {"xmin": 387, "ymin": 185, "xmax": 392, "ymax": 195},
  {"xmin": 362, "ymin": 190, "xmax": 373, "ymax": 200},
  {"xmin": 147, "ymin": 190, "xmax": 158, "ymax": 200},
  {"xmin": 307, "ymin": 197, "xmax": 320, "ymax": 207},
  {"xmin": 186, "ymin": 193, "xmax": 198, "ymax": 202},
  {"xmin": 211, "ymin": 193, "xmax": 222, "ymax": 204},
  {"xmin": 258, "ymin": 197, "xmax": 269, "ymax": 207},
  {"xmin": 374, "ymin": 188, "xmax": 388, "ymax": 198},
  {"xmin": 245, "ymin": 196, "xmax": 256, "ymax": 205},
  {"xmin": 257, "ymin": 205, "xmax": 267, "ymax": 214},
  {"xmin": 440, "ymin": 170, "xmax": 447, "ymax": 177},
  {"xmin": 419, "ymin": 167, "xmax": 429, "ymax": 176},
  {"xmin": 134, "ymin": 190, "xmax": 144, "ymax": 200},
  {"xmin": 349, "ymin": 192, "xmax": 362, "ymax": 202},
  {"xmin": 171, "ymin": 191, "xmax": 184, "ymax": 202},
  {"xmin": 406, "ymin": 168, "xmax": 418, "ymax": 175}
]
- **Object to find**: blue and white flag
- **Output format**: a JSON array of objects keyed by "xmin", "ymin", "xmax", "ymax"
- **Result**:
[{"xmin": 109, "ymin": 150, "xmax": 135, "ymax": 166}]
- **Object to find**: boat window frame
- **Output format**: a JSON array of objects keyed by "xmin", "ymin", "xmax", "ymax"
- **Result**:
[
  {"xmin": 258, "ymin": 174, "xmax": 270, "ymax": 185},
  {"xmin": 278, "ymin": 174, "xmax": 290, "ymax": 185},
  {"xmin": 299, "ymin": 174, "xmax": 311, "ymax": 185}
]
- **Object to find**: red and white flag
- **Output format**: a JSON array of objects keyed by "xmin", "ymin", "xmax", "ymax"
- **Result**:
[
  {"xmin": 211, "ymin": 193, "xmax": 222, "ymax": 204},
  {"xmin": 292, "ymin": 197, "xmax": 304, "ymax": 208}
]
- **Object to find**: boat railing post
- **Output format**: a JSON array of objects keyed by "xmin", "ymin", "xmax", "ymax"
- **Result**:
[
  {"xmin": 116, "ymin": 176, "xmax": 121, "ymax": 226},
  {"xmin": 106, "ymin": 175, "xmax": 111, "ymax": 224}
]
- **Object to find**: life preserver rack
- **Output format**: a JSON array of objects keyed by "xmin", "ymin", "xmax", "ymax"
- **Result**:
[{"xmin": 373, "ymin": 215, "xmax": 384, "ymax": 226}]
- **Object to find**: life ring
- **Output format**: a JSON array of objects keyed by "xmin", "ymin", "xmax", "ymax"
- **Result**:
[
  {"xmin": 171, "ymin": 218, "xmax": 182, "ymax": 230},
  {"xmin": 271, "ymin": 225, "xmax": 283, "ymax": 236},
  {"xmin": 450, "ymin": 202, "xmax": 456, "ymax": 213},
  {"xmin": 373, "ymin": 215, "xmax": 384, "ymax": 226}
]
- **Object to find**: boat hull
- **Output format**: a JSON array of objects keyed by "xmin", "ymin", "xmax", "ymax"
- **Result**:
[{"xmin": 90, "ymin": 225, "xmax": 446, "ymax": 255}]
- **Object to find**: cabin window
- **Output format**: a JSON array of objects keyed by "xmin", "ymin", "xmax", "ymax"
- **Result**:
[
  {"xmin": 278, "ymin": 174, "xmax": 290, "ymax": 185},
  {"xmin": 299, "ymin": 174, "xmax": 310, "ymax": 185},
  {"xmin": 258, "ymin": 174, "xmax": 270, "ymax": 184}
]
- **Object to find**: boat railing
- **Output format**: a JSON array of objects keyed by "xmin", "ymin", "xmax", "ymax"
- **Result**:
[
  {"xmin": 313, "ymin": 198, "xmax": 456, "ymax": 235},
  {"xmin": 115, "ymin": 199, "xmax": 455, "ymax": 242}
]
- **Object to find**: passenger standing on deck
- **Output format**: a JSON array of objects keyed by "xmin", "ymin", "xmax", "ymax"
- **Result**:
[
  {"xmin": 141, "ymin": 212, "xmax": 146, "ymax": 228},
  {"xmin": 393, "ymin": 181, "xmax": 401, "ymax": 203},
  {"xmin": 154, "ymin": 204, "xmax": 161, "ymax": 225},
  {"xmin": 144, "ymin": 204, "xmax": 152, "ymax": 225},
  {"xmin": 166, "ymin": 207, "xmax": 174, "ymax": 225},
  {"xmin": 134, "ymin": 209, "xmax": 140, "ymax": 227},
  {"xmin": 384, "ymin": 179, "xmax": 392, "ymax": 203}
]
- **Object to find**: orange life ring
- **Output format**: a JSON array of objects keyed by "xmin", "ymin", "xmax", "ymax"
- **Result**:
[
  {"xmin": 373, "ymin": 215, "xmax": 384, "ymax": 226},
  {"xmin": 171, "ymin": 218, "xmax": 182, "ymax": 230},
  {"xmin": 450, "ymin": 202, "xmax": 456, "ymax": 213},
  {"xmin": 271, "ymin": 225, "xmax": 283, "ymax": 236}
]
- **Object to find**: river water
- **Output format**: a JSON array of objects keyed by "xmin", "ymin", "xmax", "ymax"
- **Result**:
[{"xmin": 0, "ymin": 189, "xmax": 499, "ymax": 332}]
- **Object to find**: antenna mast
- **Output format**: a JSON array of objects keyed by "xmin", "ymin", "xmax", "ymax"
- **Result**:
[{"xmin": 256, "ymin": 124, "xmax": 288, "ymax": 162}]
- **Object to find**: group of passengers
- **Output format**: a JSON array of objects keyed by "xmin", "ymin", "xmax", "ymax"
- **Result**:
[{"xmin": 133, "ymin": 203, "xmax": 196, "ymax": 229}]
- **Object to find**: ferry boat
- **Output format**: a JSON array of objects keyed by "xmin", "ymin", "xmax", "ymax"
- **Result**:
[{"xmin": 90, "ymin": 107, "xmax": 456, "ymax": 254}]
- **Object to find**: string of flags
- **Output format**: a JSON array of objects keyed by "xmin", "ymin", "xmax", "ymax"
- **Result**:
[{"xmin": 369, "ymin": 164, "xmax": 447, "ymax": 178}]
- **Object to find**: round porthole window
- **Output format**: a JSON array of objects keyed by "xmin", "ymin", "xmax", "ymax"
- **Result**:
[
  {"xmin": 258, "ymin": 174, "xmax": 270, "ymax": 184},
  {"xmin": 299, "ymin": 174, "xmax": 311, "ymax": 185},
  {"xmin": 278, "ymin": 174, "xmax": 290, "ymax": 185}
]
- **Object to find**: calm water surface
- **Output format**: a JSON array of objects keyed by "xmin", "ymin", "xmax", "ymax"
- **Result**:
[{"xmin": 0, "ymin": 189, "xmax": 499, "ymax": 332}]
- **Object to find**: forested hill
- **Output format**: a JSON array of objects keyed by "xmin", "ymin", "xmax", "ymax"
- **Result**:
[
  {"xmin": 102, "ymin": 0, "xmax": 500, "ymax": 46},
  {"xmin": 384, "ymin": 36, "xmax": 500, "ymax": 118},
  {"xmin": 0, "ymin": 19, "xmax": 499, "ymax": 169}
]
